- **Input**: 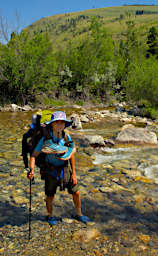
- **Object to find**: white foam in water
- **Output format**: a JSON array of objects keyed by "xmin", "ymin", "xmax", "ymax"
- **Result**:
[
  {"xmin": 142, "ymin": 165, "xmax": 158, "ymax": 183},
  {"xmin": 101, "ymin": 147, "xmax": 141, "ymax": 153},
  {"xmin": 92, "ymin": 153, "xmax": 132, "ymax": 165}
]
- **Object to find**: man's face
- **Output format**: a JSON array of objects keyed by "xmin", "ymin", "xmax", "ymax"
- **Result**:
[{"xmin": 51, "ymin": 120, "xmax": 65, "ymax": 132}]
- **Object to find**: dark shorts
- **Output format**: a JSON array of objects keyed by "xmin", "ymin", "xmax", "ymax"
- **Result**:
[{"xmin": 45, "ymin": 169, "xmax": 80, "ymax": 197}]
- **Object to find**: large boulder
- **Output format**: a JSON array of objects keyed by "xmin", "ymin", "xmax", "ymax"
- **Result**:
[{"xmin": 116, "ymin": 126, "xmax": 157, "ymax": 144}]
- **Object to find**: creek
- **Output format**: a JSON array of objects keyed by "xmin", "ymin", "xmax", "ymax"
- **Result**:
[{"xmin": 1, "ymin": 108, "xmax": 158, "ymax": 255}]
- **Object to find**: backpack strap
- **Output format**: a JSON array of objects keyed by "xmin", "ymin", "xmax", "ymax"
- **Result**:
[
  {"xmin": 42, "ymin": 124, "xmax": 52, "ymax": 141},
  {"xmin": 63, "ymin": 131, "xmax": 72, "ymax": 146}
]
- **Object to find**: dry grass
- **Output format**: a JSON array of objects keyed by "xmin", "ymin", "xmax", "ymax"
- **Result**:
[{"xmin": 25, "ymin": 5, "xmax": 158, "ymax": 49}]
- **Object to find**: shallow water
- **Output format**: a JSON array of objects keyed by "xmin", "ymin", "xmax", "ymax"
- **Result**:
[
  {"xmin": 2, "ymin": 110, "xmax": 158, "ymax": 255},
  {"xmin": 1, "ymin": 110, "xmax": 158, "ymax": 182}
]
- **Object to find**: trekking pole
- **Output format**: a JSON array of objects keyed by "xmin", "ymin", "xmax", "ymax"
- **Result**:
[
  {"xmin": 28, "ymin": 178, "xmax": 32, "ymax": 240},
  {"xmin": 28, "ymin": 176, "xmax": 35, "ymax": 240}
]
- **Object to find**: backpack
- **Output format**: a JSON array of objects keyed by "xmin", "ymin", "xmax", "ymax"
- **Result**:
[
  {"xmin": 21, "ymin": 115, "xmax": 45, "ymax": 168},
  {"xmin": 22, "ymin": 117, "xmax": 71, "ymax": 170}
]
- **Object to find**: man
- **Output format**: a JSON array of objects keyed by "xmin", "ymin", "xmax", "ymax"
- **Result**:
[{"xmin": 27, "ymin": 111, "xmax": 91, "ymax": 225}]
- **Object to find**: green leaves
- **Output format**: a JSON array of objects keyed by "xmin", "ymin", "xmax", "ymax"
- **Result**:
[
  {"xmin": 0, "ymin": 32, "xmax": 57, "ymax": 104},
  {"xmin": 1, "ymin": 13, "xmax": 158, "ymax": 110},
  {"xmin": 146, "ymin": 26, "xmax": 158, "ymax": 57},
  {"xmin": 57, "ymin": 17, "xmax": 115, "ymax": 100},
  {"xmin": 124, "ymin": 56, "xmax": 158, "ymax": 107}
]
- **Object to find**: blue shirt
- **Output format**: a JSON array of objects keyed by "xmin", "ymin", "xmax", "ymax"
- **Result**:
[{"xmin": 34, "ymin": 131, "xmax": 71, "ymax": 179}]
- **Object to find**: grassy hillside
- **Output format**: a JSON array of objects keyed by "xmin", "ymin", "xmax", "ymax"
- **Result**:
[{"xmin": 25, "ymin": 5, "xmax": 158, "ymax": 49}]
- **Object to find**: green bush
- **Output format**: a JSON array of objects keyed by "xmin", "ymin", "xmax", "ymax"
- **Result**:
[
  {"xmin": 142, "ymin": 107, "xmax": 158, "ymax": 119},
  {"xmin": 75, "ymin": 100, "xmax": 84, "ymax": 106},
  {"xmin": 43, "ymin": 97, "xmax": 66, "ymax": 107},
  {"xmin": 124, "ymin": 56, "xmax": 158, "ymax": 108}
]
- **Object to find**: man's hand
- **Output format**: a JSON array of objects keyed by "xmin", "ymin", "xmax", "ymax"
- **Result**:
[
  {"xmin": 71, "ymin": 173, "xmax": 77, "ymax": 186},
  {"xmin": 27, "ymin": 169, "xmax": 34, "ymax": 180}
]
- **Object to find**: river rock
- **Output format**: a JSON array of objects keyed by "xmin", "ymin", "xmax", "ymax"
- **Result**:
[
  {"xmin": 62, "ymin": 218, "xmax": 74, "ymax": 224},
  {"xmin": 146, "ymin": 124, "xmax": 158, "ymax": 133},
  {"xmin": 121, "ymin": 124, "xmax": 135, "ymax": 131},
  {"xmin": 12, "ymin": 195, "xmax": 29, "ymax": 204},
  {"xmin": 122, "ymin": 169, "xmax": 142, "ymax": 178},
  {"xmin": 10, "ymin": 104, "xmax": 23, "ymax": 112},
  {"xmin": 80, "ymin": 115, "xmax": 89, "ymax": 123},
  {"xmin": 21, "ymin": 105, "xmax": 32, "ymax": 111},
  {"xmin": 116, "ymin": 127, "xmax": 158, "ymax": 144},
  {"xmin": 70, "ymin": 114, "xmax": 82, "ymax": 129},
  {"xmin": 72, "ymin": 228, "xmax": 100, "ymax": 243},
  {"xmin": 84, "ymin": 135, "xmax": 105, "ymax": 147},
  {"xmin": 99, "ymin": 186, "xmax": 114, "ymax": 193},
  {"xmin": 76, "ymin": 135, "xmax": 105, "ymax": 148},
  {"xmin": 104, "ymin": 139, "xmax": 115, "ymax": 146},
  {"xmin": 138, "ymin": 234, "xmax": 150, "ymax": 243}
]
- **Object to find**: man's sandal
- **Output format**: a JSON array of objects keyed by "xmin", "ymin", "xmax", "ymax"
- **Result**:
[
  {"xmin": 57, "ymin": 142, "xmax": 76, "ymax": 160},
  {"xmin": 42, "ymin": 140, "xmax": 68, "ymax": 154},
  {"xmin": 47, "ymin": 216, "xmax": 62, "ymax": 225},
  {"xmin": 74, "ymin": 215, "xmax": 92, "ymax": 224}
]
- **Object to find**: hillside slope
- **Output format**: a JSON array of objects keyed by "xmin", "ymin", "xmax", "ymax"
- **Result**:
[{"xmin": 25, "ymin": 5, "xmax": 158, "ymax": 49}]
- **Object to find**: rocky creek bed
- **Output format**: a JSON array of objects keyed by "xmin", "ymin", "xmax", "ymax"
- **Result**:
[{"xmin": 1, "ymin": 106, "xmax": 158, "ymax": 255}]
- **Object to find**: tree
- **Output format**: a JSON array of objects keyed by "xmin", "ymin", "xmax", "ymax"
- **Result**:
[
  {"xmin": 57, "ymin": 16, "xmax": 115, "ymax": 100},
  {"xmin": 124, "ymin": 56, "xmax": 158, "ymax": 107},
  {"xmin": 146, "ymin": 26, "xmax": 158, "ymax": 57},
  {"xmin": 0, "ymin": 31, "xmax": 58, "ymax": 104}
]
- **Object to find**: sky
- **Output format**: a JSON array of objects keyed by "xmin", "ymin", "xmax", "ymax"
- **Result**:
[{"xmin": 0, "ymin": 0, "xmax": 158, "ymax": 32}]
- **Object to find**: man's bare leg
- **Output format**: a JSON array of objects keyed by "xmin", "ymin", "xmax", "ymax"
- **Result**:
[
  {"xmin": 46, "ymin": 196, "xmax": 54, "ymax": 217},
  {"xmin": 72, "ymin": 191, "xmax": 82, "ymax": 216}
]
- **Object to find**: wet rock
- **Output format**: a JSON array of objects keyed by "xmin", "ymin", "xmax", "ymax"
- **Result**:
[
  {"xmin": 12, "ymin": 194, "xmax": 29, "ymax": 204},
  {"xmin": 70, "ymin": 114, "xmax": 82, "ymax": 129},
  {"xmin": 10, "ymin": 104, "xmax": 23, "ymax": 112},
  {"xmin": 0, "ymin": 248, "xmax": 4, "ymax": 254},
  {"xmin": 80, "ymin": 115, "xmax": 89, "ymax": 123},
  {"xmin": 21, "ymin": 105, "xmax": 32, "ymax": 111},
  {"xmin": 121, "ymin": 124, "xmax": 135, "ymax": 131},
  {"xmin": 104, "ymin": 139, "xmax": 115, "ymax": 146},
  {"xmin": 99, "ymin": 186, "xmax": 114, "ymax": 193},
  {"xmin": 72, "ymin": 228, "xmax": 100, "ymax": 243},
  {"xmin": 62, "ymin": 218, "xmax": 74, "ymax": 224},
  {"xmin": 122, "ymin": 169, "xmax": 142, "ymax": 178},
  {"xmin": 84, "ymin": 135, "xmax": 105, "ymax": 147},
  {"xmin": 134, "ymin": 176, "xmax": 152, "ymax": 183},
  {"xmin": 37, "ymin": 191, "xmax": 45, "ymax": 198},
  {"xmin": 116, "ymin": 127, "xmax": 158, "ymax": 144},
  {"xmin": 138, "ymin": 234, "xmax": 150, "ymax": 243}
]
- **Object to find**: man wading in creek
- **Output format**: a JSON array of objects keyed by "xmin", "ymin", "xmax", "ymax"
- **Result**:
[{"xmin": 27, "ymin": 111, "xmax": 91, "ymax": 225}]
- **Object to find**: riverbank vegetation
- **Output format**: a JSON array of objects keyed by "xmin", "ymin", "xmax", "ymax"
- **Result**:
[{"xmin": 1, "ymin": 5, "xmax": 158, "ymax": 118}]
